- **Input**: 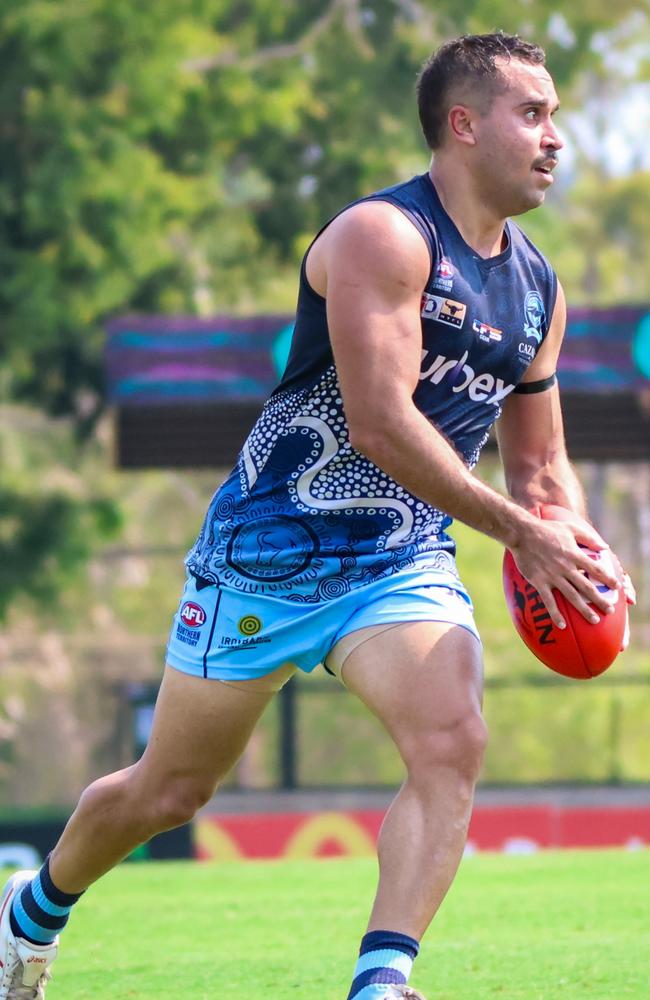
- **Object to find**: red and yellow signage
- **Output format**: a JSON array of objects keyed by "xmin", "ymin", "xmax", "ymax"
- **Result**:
[{"xmin": 196, "ymin": 806, "xmax": 650, "ymax": 861}]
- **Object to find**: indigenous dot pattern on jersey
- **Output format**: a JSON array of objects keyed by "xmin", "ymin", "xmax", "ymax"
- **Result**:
[{"xmin": 186, "ymin": 173, "xmax": 557, "ymax": 603}]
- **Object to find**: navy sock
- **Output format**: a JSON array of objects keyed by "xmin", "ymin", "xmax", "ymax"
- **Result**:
[
  {"xmin": 9, "ymin": 857, "xmax": 84, "ymax": 946},
  {"xmin": 346, "ymin": 929, "xmax": 420, "ymax": 1000}
]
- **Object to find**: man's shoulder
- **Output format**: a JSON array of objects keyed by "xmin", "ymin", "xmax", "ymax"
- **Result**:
[
  {"xmin": 334, "ymin": 197, "xmax": 427, "ymax": 240},
  {"xmin": 323, "ymin": 197, "xmax": 432, "ymax": 278}
]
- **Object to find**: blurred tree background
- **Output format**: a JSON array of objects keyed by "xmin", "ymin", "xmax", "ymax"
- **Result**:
[{"xmin": 1, "ymin": 1, "xmax": 649, "ymax": 804}]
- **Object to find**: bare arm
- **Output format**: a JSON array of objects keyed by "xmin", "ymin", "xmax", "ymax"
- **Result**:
[
  {"xmin": 319, "ymin": 204, "xmax": 617, "ymax": 626},
  {"xmin": 497, "ymin": 281, "xmax": 635, "ymax": 617},
  {"xmin": 497, "ymin": 283, "xmax": 586, "ymax": 516},
  {"xmin": 322, "ymin": 201, "xmax": 532, "ymax": 547}
]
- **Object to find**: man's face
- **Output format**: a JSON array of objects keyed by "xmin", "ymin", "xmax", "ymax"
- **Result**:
[{"xmin": 469, "ymin": 58, "xmax": 563, "ymax": 216}]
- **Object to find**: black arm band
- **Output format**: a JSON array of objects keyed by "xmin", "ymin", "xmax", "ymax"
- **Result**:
[{"xmin": 512, "ymin": 373, "xmax": 557, "ymax": 394}]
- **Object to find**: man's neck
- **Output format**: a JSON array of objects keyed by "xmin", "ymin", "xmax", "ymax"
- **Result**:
[{"xmin": 429, "ymin": 161, "xmax": 508, "ymax": 259}]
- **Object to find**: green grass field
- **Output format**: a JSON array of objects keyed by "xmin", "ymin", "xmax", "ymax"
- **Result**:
[{"xmin": 11, "ymin": 849, "xmax": 648, "ymax": 999}]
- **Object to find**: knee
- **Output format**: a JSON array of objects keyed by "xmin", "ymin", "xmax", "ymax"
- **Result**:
[
  {"xmin": 138, "ymin": 778, "xmax": 214, "ymax": 834},
  {"xmin": 77, "ymin": 770, "xmax": 212, "ymax": 837},
  {"xmin": 402, "ymin": 709, "xmax": 488, "ymax": 785}
]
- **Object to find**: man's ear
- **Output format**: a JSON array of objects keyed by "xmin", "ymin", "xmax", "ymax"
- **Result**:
[{"xmin": 448, "ymin": 104, "xmax": 478, "ymax": 146}]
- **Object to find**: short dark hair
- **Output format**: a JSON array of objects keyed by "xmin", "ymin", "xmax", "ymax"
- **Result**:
[{"xmin": 417, "ymin": 32, "xmax": 546, "ymax": 150}]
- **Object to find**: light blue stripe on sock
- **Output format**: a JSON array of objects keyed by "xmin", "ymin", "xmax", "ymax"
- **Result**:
[
  {"xmin": 350, "ymin": 986, "xmax": 396, "ymax": 1000},
  {"xmin": 354, "ymin": 949, "xmax": 413, "ymax": 978},
  {"xmin": 11, "ymin": 896, "xmax": 56, "ymax": 945},
  {"xmin": 32, "ymin": 872, "xmax": 72, "ymax": 918}
]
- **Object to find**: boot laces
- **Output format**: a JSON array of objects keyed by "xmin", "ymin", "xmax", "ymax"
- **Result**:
[{"xmin": 2, "ymin": 941, "xmax": 51, "ymax": 1000}]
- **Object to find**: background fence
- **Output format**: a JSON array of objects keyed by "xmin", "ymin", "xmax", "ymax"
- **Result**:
[{"xmin": 120, "ymin": 670, "xmax": 650, "ymax": 792}]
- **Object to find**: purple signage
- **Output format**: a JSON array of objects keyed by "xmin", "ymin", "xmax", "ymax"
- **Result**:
[{"xmin": 106, "ymin": 306, "xmax": 650, "ymax": 406}]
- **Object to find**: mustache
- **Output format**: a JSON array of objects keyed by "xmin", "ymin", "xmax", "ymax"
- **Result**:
[{"xmin": 534, "ymin": 151, "xmax": 560, "ymax": 168}]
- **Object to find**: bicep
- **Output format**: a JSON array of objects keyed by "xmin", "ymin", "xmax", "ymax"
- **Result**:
[{"xmin": 323, "ymin": 202, "xmax": 430, "ymax": 438}]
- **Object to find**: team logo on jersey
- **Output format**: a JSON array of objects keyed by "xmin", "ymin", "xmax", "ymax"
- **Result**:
[
  {"xmin": 421, "ymin": 293, "xmax": 466, "ymax": 329},
  {"xmin": 472, "ymin": 319, "xmax": 502, "ymax": 343},
  {"xmin": 180, "ymin": 602, "xmax": 207, "ymax": 628},
  {"xmin": 523, "ymin": 291, "xmax": 545, "ymax": 343},
  {"xmin": 226, "ymin": 515, "xmax": 319, "ymax": 582},
  {"xmin": 432, "ymin": 256, "xmax": 454, "ymax": 291}
]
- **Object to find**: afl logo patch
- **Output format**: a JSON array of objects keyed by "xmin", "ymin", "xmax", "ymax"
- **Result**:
[
  {"xmin": 180, "ymin": 602, "xmax": 207, "ymax": 628},
  {"xmin": 238, "ymin": 615, "xmax": 262, "ymax": 636},
  {"xmin": 432, "ymin": 256, "xmax": 454, "ymax": 291}
]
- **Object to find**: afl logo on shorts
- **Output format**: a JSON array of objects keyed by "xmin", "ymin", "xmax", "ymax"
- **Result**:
[{"xmin": 180, "ymin": 602, "xmax": 207, "ymax": 629}]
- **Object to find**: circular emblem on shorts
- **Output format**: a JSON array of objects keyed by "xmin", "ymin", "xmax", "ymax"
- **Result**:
[
  {"xmin": 226, "ymin": 515, "xmax": 319, "ymax": 582},
  {"xmin": 180, "ymin": 601, "xmax": 207, "ymax": 628},
  {"xmin": 238, "ymin": 615, "xmax": 262, "ymax": 636}
]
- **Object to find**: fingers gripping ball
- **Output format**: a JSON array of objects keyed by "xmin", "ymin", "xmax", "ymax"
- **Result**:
[{"xmin": 502, "ymin": 504, "xmax": 627, "ymax": 679}]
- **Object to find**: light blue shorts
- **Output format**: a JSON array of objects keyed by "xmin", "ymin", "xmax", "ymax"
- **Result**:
[{"xmin": 166, "ymin": 561, "xmax": 480, "ymax": 682}]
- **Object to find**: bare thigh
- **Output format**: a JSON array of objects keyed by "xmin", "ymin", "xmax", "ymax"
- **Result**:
[
  {"xmin": 131, "ymin": 661, "xmax": 296, "ymax": 797},
  {"xmin": 340, "ymin": 622, "xmax": 484, "ymax": 758}
]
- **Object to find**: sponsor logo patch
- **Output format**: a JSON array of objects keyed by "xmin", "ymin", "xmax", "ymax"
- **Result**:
[
  {"xmin": 421, "ymin": 293, "xmax": 466, "ymax": 329},
  {"xmin": 219, "ymin": 634, "xmax": 272, "ymax": 648},
  {"xmin": 419, "ymin": 349, "xmax": 515, "ymax": 406},
  {"xmin": 238, "ymin": 615, "xmax": 262, "ymax": 636},
  {"xmin": 472, "ymin": 319, "xmax": 502, "ymax": 343}
]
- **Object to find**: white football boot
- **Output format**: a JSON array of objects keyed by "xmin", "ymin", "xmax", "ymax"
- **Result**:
[
  {"xmin": 0, "ymin": 871, "xmax": 57, "ymax": 999},
  {"xmin": 382, "ymin": 987, "xmax": 428, "ymax": 1000}
]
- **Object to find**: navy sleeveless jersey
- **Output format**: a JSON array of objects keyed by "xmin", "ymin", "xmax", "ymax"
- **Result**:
[{"xmin": 186, "ymin": 173, "xmax": 557, "ymax": 602}]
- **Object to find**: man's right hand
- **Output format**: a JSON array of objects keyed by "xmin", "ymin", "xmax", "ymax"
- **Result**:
[{"xmin": 510, "ymin": 514, "xmax": 620, "ymax": 629}]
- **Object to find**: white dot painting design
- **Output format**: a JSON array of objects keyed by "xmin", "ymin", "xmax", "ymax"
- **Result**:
[{"xmin": 239, "ymin": 366, "xmax": 447, "ymax": 549}]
